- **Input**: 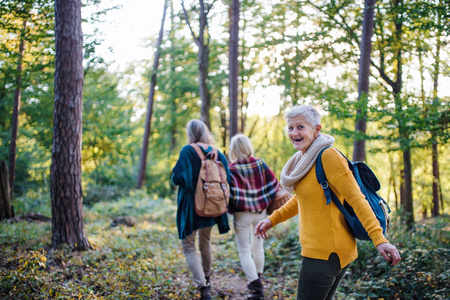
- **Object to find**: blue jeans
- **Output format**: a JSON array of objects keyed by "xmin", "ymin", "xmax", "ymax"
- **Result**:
[{"xmin": 297, "ymin": 253, "xmax": 349, "ymax": 300}]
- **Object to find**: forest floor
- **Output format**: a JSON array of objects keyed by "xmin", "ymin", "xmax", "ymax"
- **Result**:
[
  {"xmin": 1, "ymin": 195, "xmax": 448, "ymax": 299},
  {"xmin": 180, "ymin": 271, "xmax": 248, "ymax": 299}
]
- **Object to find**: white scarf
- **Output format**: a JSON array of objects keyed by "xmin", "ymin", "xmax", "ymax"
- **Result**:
[{"xmin": 280, "ymin": 133, "xmax": 335, "ymax": 193}]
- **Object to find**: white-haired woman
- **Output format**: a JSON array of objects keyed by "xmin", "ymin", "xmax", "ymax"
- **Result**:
[
  {"xmin": 172, "ymin": 119, "xmax": 231, "ymax": 300},
  {"xmin": 255, "ymin": 105, "xmax": 401, "ymax": 300},
  {"xmin": 228, "ymin": 134, "xmax": 280, "ymax": 300}
]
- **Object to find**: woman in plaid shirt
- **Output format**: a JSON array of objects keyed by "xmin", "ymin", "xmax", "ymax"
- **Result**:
[{"xmin": 229, "ymin": 134, "xmax": 280, "ymax": 300}]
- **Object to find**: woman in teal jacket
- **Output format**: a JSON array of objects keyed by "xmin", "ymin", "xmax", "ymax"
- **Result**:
[{"xmin": 172, "ymin": 119, "xmax": 231, "ymax": 300}]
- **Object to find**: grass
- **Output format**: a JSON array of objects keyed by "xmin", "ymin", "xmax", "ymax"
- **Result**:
[{"xmin": 0, "ymin": 190, "xmax": 449, "ymax": 299}]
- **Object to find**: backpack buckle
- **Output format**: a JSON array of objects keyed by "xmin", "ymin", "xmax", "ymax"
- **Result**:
[{"xmin": 320, "ymin": 181, "xmax": 328, "ymax": 189}]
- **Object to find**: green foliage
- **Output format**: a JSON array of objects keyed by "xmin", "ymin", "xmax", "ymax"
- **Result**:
[
  {"xmin": 12, "ymin": 188, "xmax": 51, "ymax": 216},
  {"xmin": 341, "ymin": 213, "xmax": 450, "ymax": 299},
  {"xmin": 0, "ymin": 193, "xmax": 192, "ymax": 299},
  {"xmin": 1, "ymin": 0, "xmax": 448, "ymax": 223},
  {"xmin": 262, "ymin": 212, "xmax": 450, "ymax": 299},
  {"xmin": 83, "ymin": 184, "xmax": 130, "ymax": 207}
]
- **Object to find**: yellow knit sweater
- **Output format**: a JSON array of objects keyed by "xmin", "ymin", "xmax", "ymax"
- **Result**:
[{"xmin": 268, "ymin": 147, "xmax": 388, "ymax": 268}]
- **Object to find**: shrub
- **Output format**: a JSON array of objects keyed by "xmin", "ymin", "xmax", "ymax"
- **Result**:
[{"xmin": 340, "ymin": 213, "xmax": 449, "ymax": 299}]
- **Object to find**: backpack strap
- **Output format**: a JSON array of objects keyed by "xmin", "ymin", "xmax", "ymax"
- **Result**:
[
  {"xmin": 315, "ymin": 146, "xmax": 332, "ymax": 205},
  {"xmin": 191, "ymin": 143, "xmax": 210, "ymax": 187},
  {"xmin": 191, "ymin": 143, "xmax": 219, "ymax": 161},
  {"xmin": 315, "ymin": 147, "xmax": 356, "ymax": 228},
  {"xmin": 190, "ymin": 143, "xmax": 227, "ymax": 193},
  {"xmin": 190, "ymin": 143, "xmax": 207, "ymax": 160}
]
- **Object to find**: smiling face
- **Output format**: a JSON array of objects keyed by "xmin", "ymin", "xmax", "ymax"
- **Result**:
[{"xmin": 287, "ymin": 115, "xmax": 321, "ymax": 153}]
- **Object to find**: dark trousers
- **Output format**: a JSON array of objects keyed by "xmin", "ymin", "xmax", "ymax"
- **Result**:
[{"xmin": 297, "ymin": 253, "xmax": 349, "ymax": 300}]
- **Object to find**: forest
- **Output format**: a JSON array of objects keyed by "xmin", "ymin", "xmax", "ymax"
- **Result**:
[{"xmin": 0, "ymin": 0, "xmax": 449, "ymax": 299}]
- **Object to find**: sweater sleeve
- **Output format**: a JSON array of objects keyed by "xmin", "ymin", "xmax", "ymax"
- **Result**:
[
  {"xmin": 172, "ymin": 146, "xmax": 197, "ymax": 189},
  {"xmin": 322, "ymin": 148, "xmax": 389, "ymax": 246},
  {"xmin": 267, "ymin": 194, "xmax": 298, "ymax": 227}
]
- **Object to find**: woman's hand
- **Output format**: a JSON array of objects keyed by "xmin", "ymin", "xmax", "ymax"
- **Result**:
[
  {"xmin": 376, "ymin": 242, "xmax": 401, "ymax": 266},
  {"xmin": 254, "ymin": 219, "xmax": 273, "ymax": 239}
]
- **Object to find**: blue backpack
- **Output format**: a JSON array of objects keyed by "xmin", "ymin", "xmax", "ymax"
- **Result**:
[{"xmin": 315, "ymin": 147, "xmax": 390, "ymax": 241}]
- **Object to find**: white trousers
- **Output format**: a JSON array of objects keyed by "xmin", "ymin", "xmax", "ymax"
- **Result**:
[
  {"xmin": 181, "ymin": 226, "xmax": 212, "ymax": 288},
  {"xmin": 233, "ymin": 209, "xmax": 267, "ymax": 283}
]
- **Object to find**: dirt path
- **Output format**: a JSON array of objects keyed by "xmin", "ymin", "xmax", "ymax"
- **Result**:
[
  {"xmin": 209, "ymin": 271, "xmax": 248, "ymax": 299},
  {"xmin": 179, "ymin": 270, "xmax": 290, "ymax": 300}
]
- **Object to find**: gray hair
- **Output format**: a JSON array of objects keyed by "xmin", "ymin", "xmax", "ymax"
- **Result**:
[
  {"xmin": 229, "ymin": 134, "xmax": 254, "ymax": 162},
  {"xmin": 284, "ymin": 105, "xmax": 321, "ymax": 127},
  {"xmin": 186, "ymin": 119, "xmax": 215, "ymax": 145}
]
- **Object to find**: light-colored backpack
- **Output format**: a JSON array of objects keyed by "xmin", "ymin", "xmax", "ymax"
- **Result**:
[{"xmin": 191, "ymin": 143, "xmax": 230, "ymax": 217}]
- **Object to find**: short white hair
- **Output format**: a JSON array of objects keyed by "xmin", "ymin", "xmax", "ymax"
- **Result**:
[{"xmin": 284, "ymin": 105, "xmax": 321, "ymax": 127}]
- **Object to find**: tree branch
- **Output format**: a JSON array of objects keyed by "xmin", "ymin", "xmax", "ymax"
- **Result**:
[{"xmin": 180, "ymin": 0, "xmax": 199, "ymax": 46}]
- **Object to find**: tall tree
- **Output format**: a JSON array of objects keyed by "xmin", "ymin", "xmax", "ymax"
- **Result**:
[
  {"xmin": 0, "ymin": 161, "xmax": 13, "ymax": 220},
  {"xmin": 168, "ymin": 0, "xmax": 177, "ymax": 155},
  {"xmin": 137, "ymin": 0, "xmax": 168, "ymax": 189},
  {"xmin": 1, "ymin": 0, "xmax": 54, "ymax": 197},
  {"xmin": 181, "ymin": 0, "xmax": 215, "ymax": 128},
  {"xmin": 1, "ymin": 0, "xmax": 56, "ymax": 197},
  {"xmin": 431, "ymin": 35, "xmax": 442, "ymax": 217},
  {"xmin": 51, "ymin": 0, "xmax": 91, "ymax": 249},
  {"xmin": 8, "ymin": 19, "xmax": 26, "ymax": 201},
  {"xmin": 429, "ymin": 0, "xmax": 447, "ymax": 217},
  {"xmin": 431, "ymin": 36, "xmax": 442, "ymax": 217},
  {"xmin": 353, "ymin": 0, "xmax": 376, "ymax": 162},
  {"xmin": 372, "ymin": 0, "xmax": 414, "ymax": 226},
  {"xmin": 229, "ymin": 0, "xmax": 239, "ymax": 138}
]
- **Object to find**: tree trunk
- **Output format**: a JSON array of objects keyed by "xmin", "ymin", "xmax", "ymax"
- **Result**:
[
  {"xmin": 181, "ymin": 0, "xmax": 212, "ymax": 128},
  {"xmin": 0, "ymin": 161, "xmax": 14, "ymax": 221},
  {"xmin": 432, "ymin": 141, "xmax": 440, "ymax": 216},
  {"xmin": 229, "ymin": 0, "xmax": 239, "ymax": 139},
  {"xmin": 9, "ymin": 20, "xmax": 27, "ymax": 201},
  {"xmin": 403, "ymin": 148, "xmax": 414, "ymax": 225},
  {"xmin": 395, "ymin": 87, "xmax": 414, "ymax": 226},
  {"xmin": 137, "ymin": 0, "xmax": 168, "ymax": 189},
  {"xmin": 431, "ymin": 19, "xmax": 442, "ymax": 217},
  {"xmin": 239, "ymin": 44, "xmax": 246, "ymax": 133},
  {"xmin": 51, "ymin": 0, "xmax": 91, "ymax": 250},
  {"xmin": 220, "ymin": 107, "xmax": 228, "ymax": 153},
  {"xmin": 169, "ymin": 0, "xmax": 177, "ymax": 156},
  {"xmin": 389, "ymin": 154, "xmax": 398, "ymax": 210},
  {"xmin": 198, "ymin": 0, "xmax": 210, "ymax": 128},
  {"xmin": 353, "ymin": 0, "xmax": 376, "ymax": 162},
  {"xmin": 198, "ymin": 43, "xmax": 210, "ymax": 128},
  {"xmin": 374, "ymin": 0, "xmax": 413, "ymax": 227}
]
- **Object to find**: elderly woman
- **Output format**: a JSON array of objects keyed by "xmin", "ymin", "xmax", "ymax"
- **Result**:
[
  {"xmin": 228, "ymin": 134, "xmax": 280, "ymax": 300},
  {"xmin": 172, "ymin": 119, "xmax": 231, "ymax": 300},
  {"xmin": 255, "ymin": 105, "xmax": 401, "ymax": 300}
]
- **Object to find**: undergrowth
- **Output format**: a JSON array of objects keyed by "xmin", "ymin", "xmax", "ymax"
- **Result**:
[{"xmin": 0, "ymin": 190, "xmax": 449, "ymax": 299}]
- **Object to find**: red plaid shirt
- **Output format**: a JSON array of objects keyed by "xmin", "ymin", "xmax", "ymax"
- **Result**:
[{"xmin": 229, "ymin": 157, "xmax": 279, "ymax": 213}]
